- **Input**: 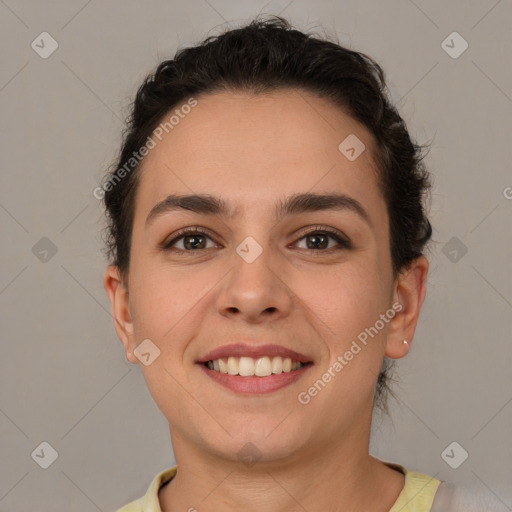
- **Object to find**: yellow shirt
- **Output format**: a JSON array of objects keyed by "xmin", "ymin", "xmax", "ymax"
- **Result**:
[{"xmin": 116, "ymin": 462, "xmax": 441, "ymax": 512}]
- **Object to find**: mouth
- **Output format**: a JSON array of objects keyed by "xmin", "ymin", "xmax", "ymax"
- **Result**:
[
  {"xmin": 195, "ymin": 343, "xmax": 314, "ymax": 393},
  {"xmin": 196, "ymin": 343, "xmax": 313, "ymax": 373},
  {"xmin": 202, "ymin": 356, "xmax": 311, "ymax": 376}
]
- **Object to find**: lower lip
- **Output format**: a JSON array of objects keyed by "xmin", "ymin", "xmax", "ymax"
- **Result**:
[{"xmin": 197, "ymin": 363, "xmax": 313, "ymax": 394}]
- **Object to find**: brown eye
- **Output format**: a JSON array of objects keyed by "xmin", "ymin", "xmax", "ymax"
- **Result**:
[
  {"xmin": 162, "ymin": 228, "xmax": 217, "ymax": 252},
  {"xmin": 294, "ymin": 227, "xmax": 351, "ymax": 251},
  {"xmin": 160, "ymin": 225, "xmax": 351, "ymax": 254}
]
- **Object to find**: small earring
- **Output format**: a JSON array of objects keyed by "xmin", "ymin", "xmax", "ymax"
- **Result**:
[{"xmin": 402, "ymin": 340, "xmax": 408, "ymax": 345}]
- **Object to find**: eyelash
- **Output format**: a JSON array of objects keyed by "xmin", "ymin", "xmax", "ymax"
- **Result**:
[{"xmin": 160, "ymin": 225, "xmax": 352, "ymax": 254}]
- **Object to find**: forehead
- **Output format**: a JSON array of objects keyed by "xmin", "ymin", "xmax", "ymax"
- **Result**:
[{"xmin": 134, "ymin": 89, "xmax": 385, "ymax": 225}]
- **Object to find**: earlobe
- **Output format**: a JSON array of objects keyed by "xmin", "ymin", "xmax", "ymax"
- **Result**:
[
  {"xmin": 103, "ymin": 265, "xmax": 138, "ymax": 364},
  {"xmin": 385, "ymin": 256, "xmax": 429, "ymax": 359}
]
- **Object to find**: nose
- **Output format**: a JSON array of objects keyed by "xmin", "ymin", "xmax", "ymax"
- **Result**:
[{"xmin": 215, "ymin": 244, "xmax": 294, "ymax": 324}]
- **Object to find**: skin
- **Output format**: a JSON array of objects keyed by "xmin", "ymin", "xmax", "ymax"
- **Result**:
[{"xmin": 104, "ymin": 89, "xmax": 429, "ymax": 512}]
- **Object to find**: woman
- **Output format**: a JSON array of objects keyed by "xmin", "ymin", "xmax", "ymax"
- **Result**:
[{"xmin": 102, "ymin": 14, "xmax": 452, "ymax": 512}]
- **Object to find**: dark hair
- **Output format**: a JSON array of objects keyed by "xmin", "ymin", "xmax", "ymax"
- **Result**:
[{"xmin": 100, "ymin": 15, "xmax": 433, "ymax": 415}]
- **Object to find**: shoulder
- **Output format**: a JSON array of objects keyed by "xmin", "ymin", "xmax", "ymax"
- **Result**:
[
  {"xmin": 115, "ymin": 466, "xmax": 178, "ymax": 512},
  {"xmin": 385, "ymin": 462, "xmax": 508, "ymax": 512},
  {"xmin": 430, "ymin": 481, "xmax": 511, "ymax": 512},
  {"xmin": 385, "ymin": 462, "xmax": 441, "ymax": 512}
]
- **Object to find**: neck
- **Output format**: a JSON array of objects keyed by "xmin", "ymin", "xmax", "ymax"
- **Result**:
[{"xmin": 158, "ymin": 419, "xmax": 405, "ymax": 512}]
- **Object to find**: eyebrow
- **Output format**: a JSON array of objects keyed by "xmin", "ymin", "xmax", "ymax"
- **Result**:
[{"xmin": 145, "ymin": 192, "xmax": 372, "ymax": 228}]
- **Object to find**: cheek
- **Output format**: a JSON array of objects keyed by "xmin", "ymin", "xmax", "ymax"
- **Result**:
[
  {"xmin": 128, "ymin": 265, "xmax": 207, "ymax": 413},
  {"xmin": 298, "ymin": 263, "xmax": 389, "ymax": 390},
  {"xmin": 131, "ymin": 261, "xmax": 203, "ymax": 318},
  {"xmin": 309, "ymin": 277, "xmax": 387, "ymax": 404},
  {"xmin": 129, "ymin": 281, "xmax": 181, "ymax": 385},
  {"xmin": 297, "ymin": 262, "xmax": 385, "ymax": 331}
]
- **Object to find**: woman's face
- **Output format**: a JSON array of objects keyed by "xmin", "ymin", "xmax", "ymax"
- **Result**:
[{"xmin": 105, "ymin": 89, "xmax": 427, "ymax": 463}]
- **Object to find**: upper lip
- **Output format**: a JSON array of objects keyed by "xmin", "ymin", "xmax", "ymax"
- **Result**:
[{"xmin": 196, "ymin": 343, "xmax": 313, "ymax": 364}]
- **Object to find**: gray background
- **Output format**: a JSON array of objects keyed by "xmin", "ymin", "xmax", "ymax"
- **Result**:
[{"xmin": 1, "ymin": 0, "xmax": 511, "ymax": 510}]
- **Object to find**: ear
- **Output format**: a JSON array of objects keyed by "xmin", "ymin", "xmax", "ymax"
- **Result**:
[
  {"xmin": 103, "ymin": 265, "xmax": 138, "ymax": 364},
  {"xmin": 385, "ymin": 255, "xmax": 429, "ymax": 359}
]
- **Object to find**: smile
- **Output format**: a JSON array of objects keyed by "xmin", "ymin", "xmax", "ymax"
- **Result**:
[
  {"xmin": 204, "ymin": 356, "xmax": 305, "ymax": 377},
  {"xmin": 196, "ymin": 343, "xmax": 314, "ymax": 393},
  {"xmin": 198, "ymin": 359, "xmax": 313, "ymax": 394}
]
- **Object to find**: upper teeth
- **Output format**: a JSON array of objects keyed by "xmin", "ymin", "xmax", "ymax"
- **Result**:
[{"xmin": 206, "ymin": 356, "xmax": 304, "ymax": 376}]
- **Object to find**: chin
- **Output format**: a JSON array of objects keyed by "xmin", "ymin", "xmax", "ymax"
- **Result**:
[{"xmin": 204, "ymin": 423, "xmax": 308, "ymax": 464}]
